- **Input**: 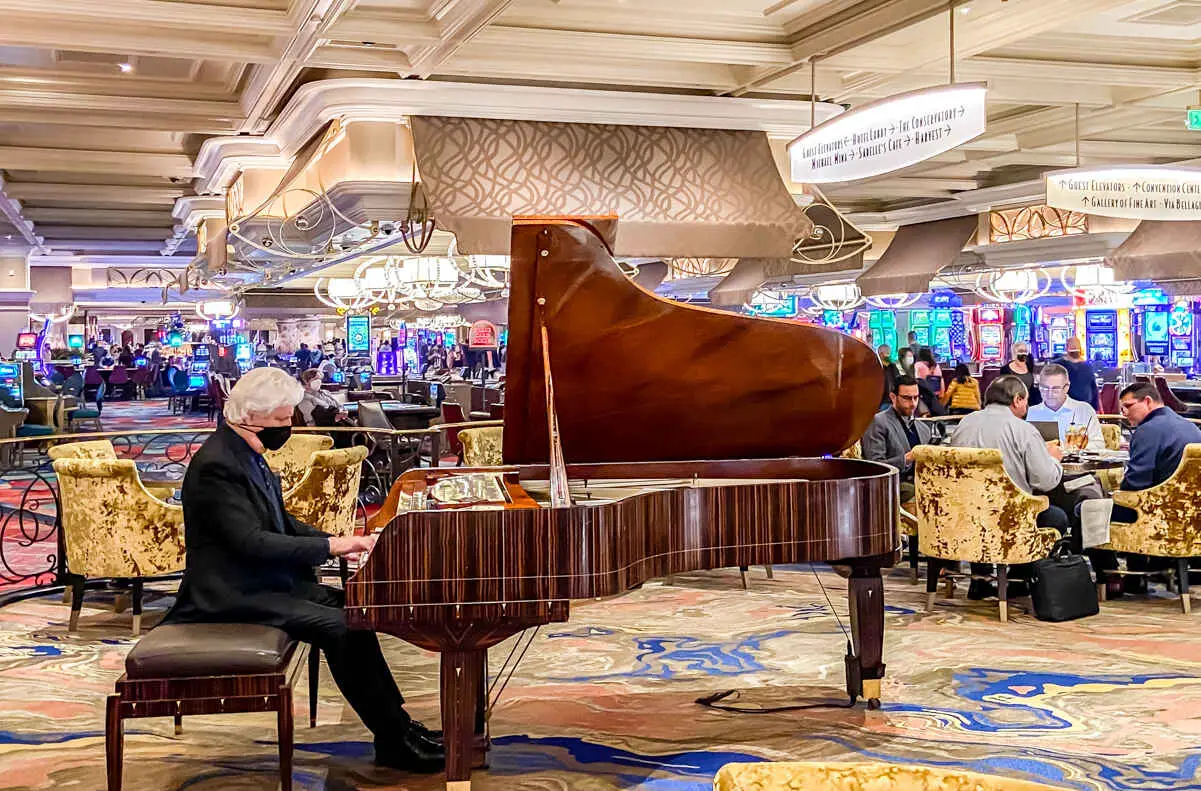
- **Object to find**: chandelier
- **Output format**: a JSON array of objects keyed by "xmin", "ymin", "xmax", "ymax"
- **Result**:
[
  {"xmin": 195, "ymin": 298, "xmax": 242, "ymax": 321},
  {"xmin": 809, "ymin": 284, "xmax": 864, "ymax": 312},
  {"xmin": 973, "ymin": 268, "xmax": 1051, "ymax": 304},
  {"xmin": 314, "ymin": 277, "xmax": 379, "ymax": 314},
  {"xmin": 865, "ymin": 293, "xmax": 921, "ymax": 309},
  {"xmin": 30, "ymin": 304, "xmax": 75, "ymax": 325},
  {"xmin": 1060, "ymin": 264, "xmax": 1132, "ymax": 300}
]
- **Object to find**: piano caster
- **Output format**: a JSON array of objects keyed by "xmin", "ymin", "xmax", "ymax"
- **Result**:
[
  {"xmin": 862, "ymin": 679, "xmax": 881, "ymax": 710},
  {"xmin": 739, "ymin": 566, "xmax": 749, "ymax": 590},
  {"xmin": 447, "ymin": 782, "xmax": 472, "ymax": 791}
]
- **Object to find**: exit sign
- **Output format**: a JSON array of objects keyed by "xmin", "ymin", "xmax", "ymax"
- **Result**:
[{"xmin": 1188, "ymin": 107, "xmax": 1201, "ymax": 130}]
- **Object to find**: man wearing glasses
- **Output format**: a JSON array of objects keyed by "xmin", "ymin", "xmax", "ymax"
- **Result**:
[
  {"xmin": 1026, "ymin": 364, "xmax": 1104, "ymax": 450},
  {"xmin": 1102, "ymin": 382, "xmax": 1201, "ymax": 595},
  {"xmin": 1026, "ymin": 363, "xmax": 1106, "ymax": 546},
  {"xmin": 861, "ymin": 375, "xmax": 932, "ymax": 502}
]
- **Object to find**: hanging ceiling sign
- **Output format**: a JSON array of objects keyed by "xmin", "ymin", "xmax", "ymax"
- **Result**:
[
  {"xmin": 788, "ymin": 83, "xmax": 988, "ymax": 184},
  {"xmin": 1046, "ymin": 166, "xmax": 1201, "ymax": 221}
]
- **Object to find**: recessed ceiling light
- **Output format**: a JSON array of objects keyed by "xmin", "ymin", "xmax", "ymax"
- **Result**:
[
  {"xmin": 118, "ymin": 63, "xmax": 134, "ymax": 73},
  {"xmin": 958, "ymin": 4, "xmax": 970, "ymax": 12}
]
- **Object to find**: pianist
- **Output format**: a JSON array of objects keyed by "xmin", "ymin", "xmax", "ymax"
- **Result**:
[{"xmin": 164, "ymin": 367, "xmax": 444, "ymax": 773}]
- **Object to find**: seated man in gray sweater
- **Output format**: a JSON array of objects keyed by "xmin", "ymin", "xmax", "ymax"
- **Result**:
[
  {"xmin": 861, "ymin": 375, "xmax": 933, "ymax": 502},
  {"xmin": 950, "ymin": 375, "xmax": 1069, "ymax": 598}
]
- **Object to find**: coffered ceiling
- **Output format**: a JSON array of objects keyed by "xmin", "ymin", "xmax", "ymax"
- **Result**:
[{"xmin": 2, "ymin": 0, "xmax": 1201, "ymax": 295}]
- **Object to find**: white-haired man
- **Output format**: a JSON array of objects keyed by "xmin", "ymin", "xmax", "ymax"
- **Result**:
[{"xmin": 165, "ymin": 367, "xmax": 443, "ymax": 772}]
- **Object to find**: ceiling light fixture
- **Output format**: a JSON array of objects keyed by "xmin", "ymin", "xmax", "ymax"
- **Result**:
[{"xmin": 118, "ymin": 63, "xmax": 134, "ymax": 73}]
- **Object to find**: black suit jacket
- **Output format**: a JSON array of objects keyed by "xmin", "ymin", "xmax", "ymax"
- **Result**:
[{"xmin": 166, "ymin": 424, "xmax": 331, "ymax": 625}]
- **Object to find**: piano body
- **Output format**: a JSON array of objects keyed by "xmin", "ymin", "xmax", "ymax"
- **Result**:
[{"xmin": 347, "ymin": 218, "xmax": 899, "ymax": 789}]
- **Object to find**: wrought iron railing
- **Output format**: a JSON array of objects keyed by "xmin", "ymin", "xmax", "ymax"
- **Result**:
[{"xmin": 0, "ymin": 420, "xmax": 500, "ymax": 603}]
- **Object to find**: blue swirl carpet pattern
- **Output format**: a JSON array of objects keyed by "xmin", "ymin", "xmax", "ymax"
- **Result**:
[{"xmin": 1, "ymin": 566, "xmax": 1199, "ymax": 789}]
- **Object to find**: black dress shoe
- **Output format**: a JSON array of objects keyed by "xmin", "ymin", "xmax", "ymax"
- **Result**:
[
  {"xmin": 374, "ymin": 728, "xmax": 446, "ymax": 773},
  {"xmin": 411, "ymin": 719, "xmax": 443, "ymax": 743}
]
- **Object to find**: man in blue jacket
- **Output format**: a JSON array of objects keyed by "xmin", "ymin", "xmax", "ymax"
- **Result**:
[{"xmin": 1108, "ymin": 382, "xmax": 1201, "ymax": 593}]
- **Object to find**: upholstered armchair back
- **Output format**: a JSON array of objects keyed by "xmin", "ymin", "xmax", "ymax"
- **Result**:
[
  {"xmin": 282, "ymin": 445, "xmax": 368, "ymax": 538},
  {"xmin": 264, "ymin": 433, "xmax": 334, "ymax": 491},
  {"xmin": 1106, "ymin": 443, "xmax": 1201, "ymax": 558},
  {"xmin": 1101, "ymin": 423, "xmax": 1122, "ymax": 451},
  {"xmin": 48, "ymin": 439, "xmax": 117, "ymax": 460},
  {"xmin": 459, "ymin": 427, "xmax": 504, "ymax": 466},
  {"xmin": 912, "ymin": 445, "xmax": 1058, "ymax": 565},
  {"xmin": 839, "ymin": 440, "xmax": 862, "ymax": 459},
  {"xmin": 51, "ymin": 458, "xmax": 184, "ymax": 579},
  {"xmin": 713, "ymin": 761, "xmax": 1061, "ymax": 791}
]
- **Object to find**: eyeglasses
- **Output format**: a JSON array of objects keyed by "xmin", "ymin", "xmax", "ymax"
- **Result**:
[
  {"xmin": 1038, "ymin": 385, "xmax": 1068, "ymax": 394},
  {"xmin": 895, "ymin": 394, "xmax": 921, "ymax": 403}
]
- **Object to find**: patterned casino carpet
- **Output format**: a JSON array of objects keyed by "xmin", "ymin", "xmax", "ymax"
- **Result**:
[{"xmin": 2, "ymin": 565, "xmax": 1200, "ymax": 790}]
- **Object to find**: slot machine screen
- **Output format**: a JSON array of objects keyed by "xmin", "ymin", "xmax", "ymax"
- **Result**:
[
  {"xmin": 135, "ymin": 357, "xmax": 148, "ymax": 367},
  {"xmin": 16, "ymin": 333, "xmax": 36, "ymax": 350},
  {"xmin": 12, "ymin": 350, "xmax": 35, "ymax": 361},
  {"xmin": 67, "ymin": 334, "xmax": 83, "ymax": 350},
  {"xmin": 187, "ymin": 374, "xmax": 207, "ymax": 389},
  {"xmin": 235, "ymin": 343, "xmax": 251, "ymax": 363},
  {"xmin": 332, "ymin": 371, "xmax": 345, "ymax": 384},
  {"xmin": 0, "ymin": 362, "xmax": 22, "ymax": 406}
]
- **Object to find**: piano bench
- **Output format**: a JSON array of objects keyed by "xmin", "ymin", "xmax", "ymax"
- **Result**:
[{"xmin": 106, "ymin": 623, "xmax": 315, "ymax": 791}]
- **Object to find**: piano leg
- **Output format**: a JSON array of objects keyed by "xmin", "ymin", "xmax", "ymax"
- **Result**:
[
  {"xmin": 846, "ymin": 565, "xmax": 885, "ymax": 710},
  {"xmin": 441, "ymin": 649, "xmax": 485, "ymax": 790}
]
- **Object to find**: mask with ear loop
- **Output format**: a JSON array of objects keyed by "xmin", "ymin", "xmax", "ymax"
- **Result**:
[{"xmin": 244, "ymin": 424, "xmax": 292, "ymax": 451}]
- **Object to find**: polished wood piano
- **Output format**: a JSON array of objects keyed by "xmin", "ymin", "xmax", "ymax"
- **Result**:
[{"xmin": 347, "ymin": 218, "xmax": 899, "ymax": 789}]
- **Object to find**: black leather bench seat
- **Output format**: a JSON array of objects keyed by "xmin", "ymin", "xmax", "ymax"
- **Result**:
[{"xmin": 125, "ymin": 623, "xmax": 297, "ymax": 679}]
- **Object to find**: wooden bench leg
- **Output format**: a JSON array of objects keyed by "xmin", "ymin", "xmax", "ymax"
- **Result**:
[
  {"xmin": 105, "ymin": 694, "xmax": 123, "ymax": 791},
  {"xmin": 174, "ymin": 712, "xmax": 183, "ymax": 735},
  {"xmin": 278, "ymin": 685, "xmax": 293, "ymax": 791},
  {"xmin": 997, "ymin": 564, "xmax": 1009, "ymax": 623},
  {"xmin": 308, "ymin": 646, "xmax": 319, "ymax": 728}
]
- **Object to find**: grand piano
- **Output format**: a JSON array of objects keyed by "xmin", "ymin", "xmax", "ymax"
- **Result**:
[{"xmin": 347, "ymin": 217, "xmax": 899, "ymax": 788}]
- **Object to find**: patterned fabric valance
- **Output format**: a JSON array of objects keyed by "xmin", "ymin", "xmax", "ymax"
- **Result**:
[{"xmin": 409, "ymin": 116, "xmax": 811, "ymax": 258}]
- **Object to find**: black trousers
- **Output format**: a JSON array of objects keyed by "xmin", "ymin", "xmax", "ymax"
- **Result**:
[{"xmin": 267, "ymin": 582, "xmax": 410, "ymax": 740}]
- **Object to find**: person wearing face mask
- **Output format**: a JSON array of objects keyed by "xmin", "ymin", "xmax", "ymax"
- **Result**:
[
  {"xmin": 1055, "ymin": 336, "xmax": 1099, "ymax": 410},
  {"xmin": 164, "ymin": 367, "xmax": 444, "ymax": 773},
  {"xmin": 1000, "ymin": 341, "xmax": 1040, "ymax": 406},
  {"xmin": 298, "ymin": 368, "xmax": 354, "ymax": 447}
]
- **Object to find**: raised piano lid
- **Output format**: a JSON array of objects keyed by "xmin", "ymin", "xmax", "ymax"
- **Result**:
[{"xmin": 504, "ymin": 217, "xmax": 884, "ymax": 465}]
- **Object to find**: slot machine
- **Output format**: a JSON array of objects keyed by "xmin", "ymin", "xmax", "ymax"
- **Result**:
[
  {"xmin": 1140, "ymin": 304, "xmax": 1171, "ymax": 360},
  {"xmin": 975, "ymin": 306, "xmax": 1005, "ymax": 364},
  {"xmin": 1169, "ymin": 301, "xmax": 1196, "ymax": 370},
  {"xmin": 1082, "ymin": 309, "xmax": 1119, "ymax": 367},
  {"xmin": 235, "ymin": 342, "xmax": 253, "ymax": 373},
  {"xmin": 1010, "ymin": 305, "xmax": 1033, "ymax": 350},
  {"xmin": 908, "ymin": 310, "xmax": 931, "ymax": 349},
  {"xmin": 191, "ymin": 343, "xmax": 211, "ymax": 373},
  {"xmin": 867, "ymin": 310, "xmax": 898, "ymax": 353},
  {"xmin": 376, "ymin": 338, "xmax": 399, "ymax": 376}
]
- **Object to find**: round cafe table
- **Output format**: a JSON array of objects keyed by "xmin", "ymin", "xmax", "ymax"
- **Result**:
[{"xmin": 1061, "ymin": 455, "xmax": 1126, "ymax": 477}]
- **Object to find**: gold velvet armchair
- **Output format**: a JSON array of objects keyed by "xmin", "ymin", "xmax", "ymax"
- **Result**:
[
  {"xmin": 459, "ymin": 426, "xmax": 504, "ymax": 467},
  {"xmin": 264, "ymin": 433, "xmax": 334, "ymax": 491},
  {"xmin": 713, "ymin": 762, "xmax": 1061, "ymax": 791},
  {"xmin": 912, "ymin": 445, "xmax": 1060, "ymax": 621},
  {"xmin": 282, "ymin": 446, "xmax": 368, "ymax": 537},
  {"xmin": 52, "ymin": 457, "xmax": 184, "ymax": 635},
  {"xmin": 1099, "ymin": 443, "xmax": 1201, "ymax": 613},
  {"xmin": 283, "ymin": 445, "xmax": 368, "ymax": 583},
  {"xmin": 49, "ymin": 439, "xmax": 176, "ymax": 503}
]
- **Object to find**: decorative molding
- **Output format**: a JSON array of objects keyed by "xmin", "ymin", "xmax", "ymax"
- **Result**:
[
  {"xmin": 192, "ymin": 79, "xmax": 845, "ymax": 194},
  {"xmin": 989, "ymin": 205, "xmax": 1087, "ymax": 244}
]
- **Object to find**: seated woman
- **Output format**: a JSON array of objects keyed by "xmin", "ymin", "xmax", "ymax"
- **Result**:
[
  {"xmin": 941, "ymin": 364, "xmax": 981, "ymax": 415},
  {"xmin": 297, "ymin": 369, "xmax": 354, "ymax": 447}
]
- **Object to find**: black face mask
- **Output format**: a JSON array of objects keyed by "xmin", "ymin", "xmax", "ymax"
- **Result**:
[
  {"xmin": 1016, "ymin": 354, "xmax": 1029, "ymax": 363},
  {"xmin": 244, "ymin": 424, "xmax": 292, "ymax": 451}
]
